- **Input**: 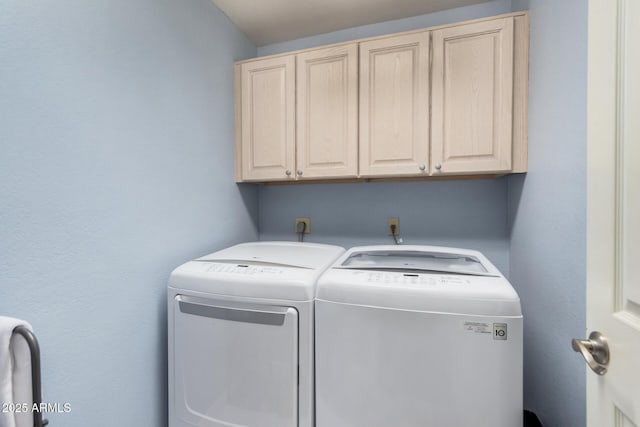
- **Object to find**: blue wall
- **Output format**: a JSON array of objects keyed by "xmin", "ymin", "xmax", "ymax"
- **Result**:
[
  {"xmin": 507, "ymin": 0, "xmax": 587, "ymax": 426},
  {"xmin": 259, "ymin": 180, "xmax": 511, "ymax": 274},
  {"xmin": 0, "ymin": 1, "xmax": 257, "ymax": 426},
  {"xmin": 0, "ymin": 0, "xmax": 588, "ymax": 425}
]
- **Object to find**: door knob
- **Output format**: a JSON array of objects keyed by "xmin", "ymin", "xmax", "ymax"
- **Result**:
[
  {"xmin": 285, "ymin": 169, "xmax": 292, "ymax": 176},
  {"xmin": 571, "ymin": 331, "xmax": 610, "ymax": 375}
]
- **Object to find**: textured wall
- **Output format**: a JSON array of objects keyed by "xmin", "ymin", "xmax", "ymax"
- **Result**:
[
  {"xmin": 507, "ymin": 0, "xmax": 587, "ymax": 426},
  {"xmin": 259, "ymin": 180, "xmax": 511, "ymax": 275},
  {"xmin": 0, "ymin": 0, "xmax": 588, "ymax": 425},
  {"xmin": 0, "ymin": 1, "xmax": 257, "ymax": 426}
]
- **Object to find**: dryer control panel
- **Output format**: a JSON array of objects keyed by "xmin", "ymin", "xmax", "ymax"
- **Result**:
[{"xmin": 185, "ymin": 261, "xmax": 286, "ymax": 276}]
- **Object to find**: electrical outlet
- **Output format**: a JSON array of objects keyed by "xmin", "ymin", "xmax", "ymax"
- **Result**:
[
  {"xmin": 387, "ymin": 217, "xmax": 400, "ymax": 235},
  {"xmin": 295, "ymin": 217, "xmax": 311, "ymax": 234}
]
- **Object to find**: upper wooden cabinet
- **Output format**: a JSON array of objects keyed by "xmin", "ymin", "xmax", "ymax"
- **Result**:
[
  {"xmin": 431, "ymin": 17, "xmax": 514, "ymax": 175},
  {"xmin": 236, "ymin": 44, "xmax": 358, "ymax": 182},
  {"xmin": 239, "ymin": 56, "xmax": 295, "ymax": 181},
  {"xmin": 296, "ymin": 44, "xmax": 358, "ymax": 179},
  {"xmin": 235, "ymin": 12, "xmax": 529, "ymax": 183},
  {"xmin": 359, "ymin": 32, "xmax": 430, "ymax": 177}
]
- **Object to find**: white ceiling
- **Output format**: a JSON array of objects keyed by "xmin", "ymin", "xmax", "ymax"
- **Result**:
[{"xmin": 212, "ymin": 0, "xmax": 494, "ymax": 46}]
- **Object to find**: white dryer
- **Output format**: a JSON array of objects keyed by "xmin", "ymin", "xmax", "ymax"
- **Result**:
[
  {"xmin": 315, "ymin": 245, "xmax": 523, "ymax": 427},
  {"xmin": 168, "ymin": 241, "xmax": 344, "ymax": 427}
]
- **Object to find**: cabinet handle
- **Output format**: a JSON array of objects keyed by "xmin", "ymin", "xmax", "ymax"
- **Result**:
[
  {"xmin": 418, "ymin": 164, "xmax": 426, "ymax": 171},
  {"xmin": 296, "ymin": 170, "xmax": 303, "ymax": 176},
  {"xmin": 434, "ymin": 163, "xmax": 442, "ymax": 171},
  {"xmin": 285, "ymin": 169, "xmax": 292, "ymax": 176}
]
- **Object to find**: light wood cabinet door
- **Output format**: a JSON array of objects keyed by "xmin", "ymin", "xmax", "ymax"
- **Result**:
[
  {"xmin": 359, "ymin": 32, "xmax": 430, "ymax": 177},
  {"xmin": 240, "ymin": 56, "xmax": 295, "ymax": 181},
  {"xmin": 296, "ymin": 44, "xmax": 358, "ymax": 179},
  {"xmin": 431, "ymin": 18, "xmax": 514, "ymax": 175}
]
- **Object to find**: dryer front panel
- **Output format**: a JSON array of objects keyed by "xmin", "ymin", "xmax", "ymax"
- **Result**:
[{"xmin": 173, "ymin": 295, "xmax": 299, "ymax": 427}]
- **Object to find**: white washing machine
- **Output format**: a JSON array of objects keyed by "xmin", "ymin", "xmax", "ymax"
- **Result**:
[
  {"xmin": 168, "ymin": 241, "xmax": 345, "ymax": 427},
  {"xmin": 315, "ymin": 245, "xmax": 523, "ymax": 427}
]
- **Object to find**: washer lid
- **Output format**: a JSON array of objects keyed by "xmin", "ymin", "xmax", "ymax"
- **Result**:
[
  {"xmin": 169, "ymin": 242, "xmax": 345, "ymax": 301},
  {"xmin": 338, "ymin": 248, "xmax": 496, "ymax": 276},
  {"xmin": 317, "ymin": 245, "xmax": 521, "ymax": 316}
]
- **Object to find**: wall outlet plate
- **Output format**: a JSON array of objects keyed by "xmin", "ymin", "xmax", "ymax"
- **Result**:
[
  {"xmin": 295, "ymin": 217, "xmax": 311, "ymax": 234},
  {"xmin": 387, "ymin": 217, "xmax": 400, "ymax": 235}
]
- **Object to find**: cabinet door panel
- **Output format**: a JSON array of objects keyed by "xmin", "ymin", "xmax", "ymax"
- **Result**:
[
  {"xmin": 241, "ymin": 56, "xmax": 295, "ymax": 181},
  {"xmin": 432, "ymin": 18, "xmax": 514, "ymax": 174},
  {"xmin": 297, "ymin": 44, "xmax": 358, "ymax": 179},
  {"xmin": 359, "ymin": 33, "xmax": 430, "ymax": 177}
]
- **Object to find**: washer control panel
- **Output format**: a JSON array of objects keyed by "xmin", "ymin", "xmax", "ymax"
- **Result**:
[{"xmin": 349, "ymin": 270, "xmax": 471, "ymax": 286}]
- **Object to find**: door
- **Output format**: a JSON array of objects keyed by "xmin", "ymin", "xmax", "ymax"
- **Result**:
[
  {"xmin": 582, "ymin": 1, "xmax": 640, "ymax": 425},
  {"xmin": 173, "ymin": 295, "xmax": 299, "ymax": 427},
  {"xmin": 241, "ymin": 56, "xmax": 295, "ymax": 181},
  {"xmin": 431, "ymin": 18, "xmax": 513, "ymax": 175},
  {"xmin": 296, "ymin": 44, "xmax": 358, "ymax": 179},
  {"xmin": 359, "ymin": 32, "xmax": 430, "ymax": 177}
]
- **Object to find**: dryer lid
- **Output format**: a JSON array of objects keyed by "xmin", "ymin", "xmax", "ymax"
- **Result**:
[
  {"xmin": 169, "ymin": 242, "xmax": 345, "ymax": 301},
  {"xmin": 197, "ymin": 241, "xmax": 345, "ymax": 270}
]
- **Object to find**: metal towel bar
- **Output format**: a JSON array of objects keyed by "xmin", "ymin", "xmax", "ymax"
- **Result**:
[{"xmin": 12, "ymin": 326, "xmax": 48, "ymax": 427}]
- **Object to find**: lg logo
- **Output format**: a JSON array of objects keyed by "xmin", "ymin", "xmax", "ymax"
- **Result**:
[{"xmin": 493, "ymin": 323, "xmax": 508, "ymax": 340}]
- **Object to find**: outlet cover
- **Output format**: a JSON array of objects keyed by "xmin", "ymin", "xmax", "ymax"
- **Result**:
[
  {"xmin": 387, "ymin": 217, "xmax": 400, "ymax": 235},
  {"xmin": 295, "ymin": 217, "xmax": 311, "ymax": 234}
]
